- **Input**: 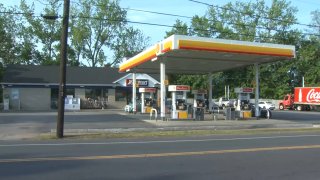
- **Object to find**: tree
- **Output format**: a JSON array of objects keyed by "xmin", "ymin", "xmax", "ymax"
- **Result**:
[
  {"xmin": 164, "ymin": 0, "xmax": 305, "ymax": 99},
  {"xmin": 190, "ymin": 15, "xmax": 211, "ymax": 37},
  {"xmin": 289, "ymin": 9, "xmax": 320, "ymax": 88},
  {"xmin": 310, "ymin": 9, "xmax": 320, "ymax": 36},
  {"xmin": 165, "ymin": 19, "xmax": 189, "ymax": 38},
  {"xmin": 111, "ymin": 27, "xmax": 150, "ymax": 66},
  {"xmin": 0, "ymin": 4, "xmax": 20, "ymax": 103},
  {"xmin": 0, "ymin": 4, "xmax": 19, "ymax": 65},
  {"xmin": 70, "ymin": 0, "xmax": 126, "ymax": 67},
  {"xmin": 20, "ymin": 0, "xmax": 62, "ymax": 65}
]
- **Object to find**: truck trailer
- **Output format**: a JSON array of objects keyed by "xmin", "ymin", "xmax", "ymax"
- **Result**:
[{"xmin": 279, "ymin": 87, "xmax": 320, "ymax": 111}]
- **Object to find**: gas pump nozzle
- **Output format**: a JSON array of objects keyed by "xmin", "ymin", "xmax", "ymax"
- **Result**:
[
  {"xmin": 176, "ymin": 99, "xmax": 186, "ymax": 110},
  {"xmin": 197, "ymin": 99, "xmax": 204, "ymax": 107}
]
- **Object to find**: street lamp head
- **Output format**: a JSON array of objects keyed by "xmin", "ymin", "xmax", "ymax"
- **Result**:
[{"xmin": 41, "ymin": 14, "xmax": 59, "ymax": 20}]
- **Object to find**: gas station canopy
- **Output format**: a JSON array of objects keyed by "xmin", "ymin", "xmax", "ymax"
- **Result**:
[
  {"xmin": 119, "ymin": 35, "xmax": 296, "ymax": 74},
  {"xmin": 119, "ymin": 35, "xmax": 296, "ymax": 119}
]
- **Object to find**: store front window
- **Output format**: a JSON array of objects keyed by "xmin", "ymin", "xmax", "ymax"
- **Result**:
[
  {"xmin": 81, "ymin": 88, "xmax": 108, "ymax": 109},
  {"xmin": 115, "ymin": 88, "xmax": 128, "ymax": 102}
]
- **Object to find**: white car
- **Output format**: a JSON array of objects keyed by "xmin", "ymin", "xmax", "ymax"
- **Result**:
[{"xmin": 258, "ymin": 101, "xmax": 275, "ymax": 110}]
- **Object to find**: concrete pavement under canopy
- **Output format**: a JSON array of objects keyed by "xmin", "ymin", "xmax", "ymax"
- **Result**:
[{"xmin": 119, "ymin": 35, "xmax": 296, "ymax": 119}]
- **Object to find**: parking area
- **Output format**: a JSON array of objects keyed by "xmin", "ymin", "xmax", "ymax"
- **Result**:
[{"xmin": 0, "ymin": 110, "xmax": 320, "ymax": 140}]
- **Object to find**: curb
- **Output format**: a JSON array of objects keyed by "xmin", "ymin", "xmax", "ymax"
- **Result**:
[{"xmin": 51, "ymin": 123, "xmax": 315, "ymax": 134}]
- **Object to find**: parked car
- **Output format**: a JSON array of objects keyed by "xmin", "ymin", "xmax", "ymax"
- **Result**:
[
  {"xmin": 258, "ymin": 101, "xmax": 275, "ymax": 110},
  {"xmin": 213, "ymin": 97, "xmax": 233, "ymax": 109}
]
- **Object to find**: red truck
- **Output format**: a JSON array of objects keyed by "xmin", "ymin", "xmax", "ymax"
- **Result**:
[{"xmin": 279, "ymin": 87, "xmax": 320, "ymax": 111}]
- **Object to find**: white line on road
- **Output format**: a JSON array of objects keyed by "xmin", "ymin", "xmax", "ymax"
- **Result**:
[
  {"xmin": 1, "ymin": 134, "xmax": 320, "ymax": 147},
  {"xmin": 2, "ymin": 144, "xmax": 320, "ymax": 163}
]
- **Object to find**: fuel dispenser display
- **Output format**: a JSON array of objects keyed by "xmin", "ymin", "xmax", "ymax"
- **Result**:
[
  {"xmin": 168, "ymin": 85, "xmax": 191, "ymax": 119},
  {"xmin": 234, "ymin": 87, "xmax": 254, "ymax": 118},
  {"xmin": 139, "ymin": 88, "xmax": 157, "ymax": 113},
  {"xmin": 192, "ymin": 90, "xmax": 207, "ymax": 120}
]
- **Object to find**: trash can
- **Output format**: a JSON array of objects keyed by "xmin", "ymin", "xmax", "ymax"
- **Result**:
[
  {"xmin": 231, "ymin": 108, "xmax": 235, "ymax": 120},
  {"xmin": 187, "ymin": 104, "xmax": 193, "ymax": 118},
  {"xmin": 251, "ymin": 108, "xmax": 256, "ymax": 117},
  {"xmin": 195, "ymin": 107, "xmax": 204, "ymax": 120},
  {"xmin": 225, "ymin": 107, "xmax": 231, "ymax": 120},
  {"xmin": 235, "ymin": 110, "xmax": 241, "ymax": 119}
]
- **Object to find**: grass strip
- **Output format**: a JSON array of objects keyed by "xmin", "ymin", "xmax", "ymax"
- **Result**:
[{"xmin": 38, "ymin": 127, "xmax": 320, "ymax": 140}]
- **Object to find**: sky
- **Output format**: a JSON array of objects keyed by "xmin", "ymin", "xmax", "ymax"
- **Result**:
[
  {"xmin": 2, "ymin": 0, "xmax": 320, "ymax": 45},
  {"xmin": 120, "ymin": 0, "xmax": 320, "ymax": 44}
]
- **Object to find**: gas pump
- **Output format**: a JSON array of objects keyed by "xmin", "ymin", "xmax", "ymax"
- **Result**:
[
  {"xmin": 192, "ymin": 89, "xmax": 207, "ymax": 120},
  {"xmin": 139, "ymin": 88, "xmax": 157, "ymax": 113},
  {"xmin": 168, "ymin": 85, "xmax": 190, "ymax": 119},
  {"xmin": 234, "ymin": 87, "xmax": 254, "ymax": 118}
]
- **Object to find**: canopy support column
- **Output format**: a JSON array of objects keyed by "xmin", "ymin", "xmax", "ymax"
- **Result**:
[
  {"xmin": 132, "ymin": 72, "xmax": 136, "ymax": 114},
  {"xmin": 141, "ymin": 92, "xmax": 145, "ymax": 113},
  {"xmin": 208, "ymin": 74, "xmax": 213, "ymax": 112},
  {"xmin": 255, "ymin": 63, "xmax": 260, "ymax": 118},
  {"xmin": 171, "ymin": 91, "xmax": 176, "ymax": 119},
  {"xmin": 160, "ymin": 62, "xmax": 166, "ymax": 120}
]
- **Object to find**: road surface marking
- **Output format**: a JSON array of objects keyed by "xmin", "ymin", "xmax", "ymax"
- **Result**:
[
  {"xmin": 1, "ymin": 134, "xmax": 320, "ymax": 147},
  {"xmin": 1, "ymin": 144, "xmax": 320, "ymax": 163}
]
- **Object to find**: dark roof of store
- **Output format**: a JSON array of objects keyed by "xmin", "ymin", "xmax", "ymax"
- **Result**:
[{"xmin": 1, "ymin": 65, "xmax": 127, "ymax": 86}]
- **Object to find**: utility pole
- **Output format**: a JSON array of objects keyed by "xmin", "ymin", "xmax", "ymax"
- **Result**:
[{"xmin": 57, "ymin": 0, "xmax": 70, "ymax": 138}]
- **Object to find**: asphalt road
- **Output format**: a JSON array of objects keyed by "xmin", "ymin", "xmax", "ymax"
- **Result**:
[
  {"xmin": 1, "ymin": 133, "xmax": 320, "ymax": 180},
  {"xmin": 1, "ymin": 110, "xmax": 320, "ymax": 140},
  {"xmin": 272, "ymin": 110, "xmax": 320, "ymax": 121},
  {"xmin": 0, "ymin": 110, "xmax": 155, "ymax": 140}
]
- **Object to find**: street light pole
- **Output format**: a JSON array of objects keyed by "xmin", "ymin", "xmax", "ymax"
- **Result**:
[{"xmin": 57, "ymin": 0, "xmax": 70, "ymax": 138}]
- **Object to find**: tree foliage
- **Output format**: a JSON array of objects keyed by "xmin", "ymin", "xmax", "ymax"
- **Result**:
[
  {"xmin": 20, "ymin": 0, "xmax": 62, "ymax": 65},
  {"xmin": 296, "ymin": 9, "xmax": 320, "ymax": 87},
  {"xmin": 70, "ymin": 0, "xmax": 127, "ymax": 67},
  {"xmin": 111, "ymin": 27, "xmax": 150, "ymax": 66},
  {"xmin": 0, "ymin": 0, "xmax": 149, "ymax": 68},
  {"xmin": 165, "ymin": 0, "xmax": 315, "ymax": 99},
  {"xmin": 1, "ymin": 0, "xmax": 320, "ymax": 101},
  {"xmin": 165, "ymin": 19, "xmax": 189, "ymax": 38},
  {"xmin": 311, "ymin": 10, "xmax": 320, "ymax": 35},
  {"xmin": 0, "ymin": 4, "xmax": 20, "ymax": 65}
]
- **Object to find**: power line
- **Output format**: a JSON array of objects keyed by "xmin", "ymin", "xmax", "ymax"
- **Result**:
[
  {"xmin": 1, "ymin": 0, "xmax": 316, "ymax": 34},
  {"xmin": 295, "ymin": 0, "xmax": 320, "ymax": 6},
  {"xmin": 123, "ymin": 7, "xmax": 293, "ymax": 35},
  {"xmin": 72, "ymin": 14, "xmax": 320, "ymax": 38},
  {"xmin": 74, "ymin": 15, "xmax": 278, "ymax": 40},
  {"xmin": 1, "ymin": 5, "xmax": 319, "ymax": 38},
  {"xmin": 77, "ymin": 15, "xmax": 190, "ymax": 29},
  {"xmin": 2, "ymin": 0, "xmax": 319, "ymax": 31},
  {"xmin": 188, "ymin": 0, "xmax": 320, "ymax": 29},
  {"xmin": 1, "ymin": 10, "xmax": 318, "ymax": 38},
  {"xmin": 0, "ymin": 11, "xmax": 33, "ymax": 16},
  {"xmin": 121, "ymin": 6, "xmax": 319, "ymax": 37},
  {"xmin": 123, "ymin": 7, "xmax": 192, "ymax": 19}
]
